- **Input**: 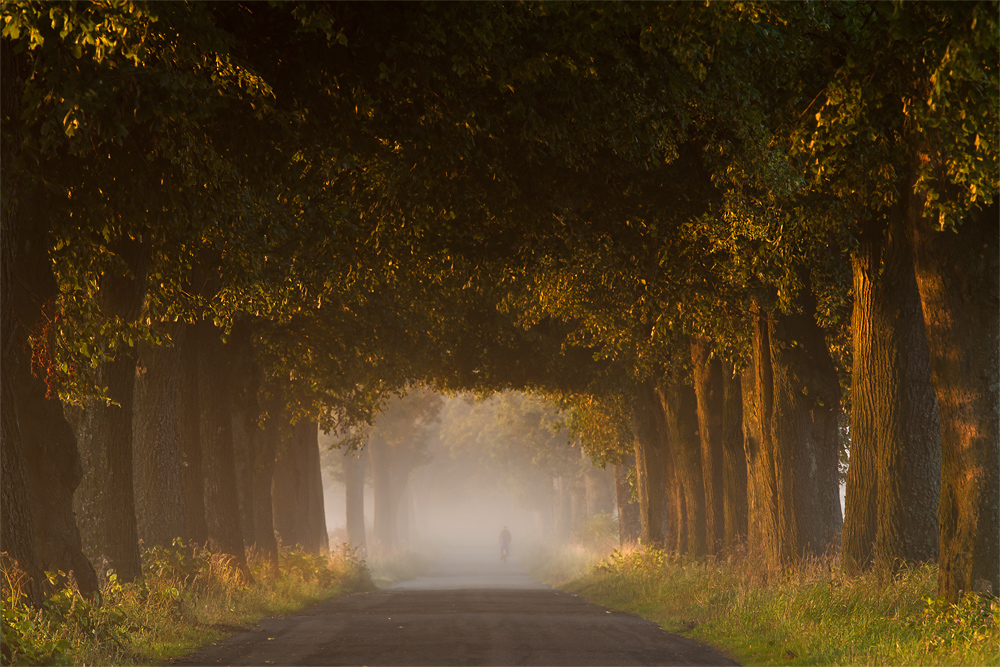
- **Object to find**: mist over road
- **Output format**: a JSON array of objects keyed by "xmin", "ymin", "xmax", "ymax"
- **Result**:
[{"xmin": 172, "ymin": 546, "xmax": 738, "ymax": 666}]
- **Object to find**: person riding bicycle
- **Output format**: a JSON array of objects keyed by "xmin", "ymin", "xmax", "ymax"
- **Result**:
[{"xmin": 499, "ymin": 526, "xmax": 512, "ymax": 562}]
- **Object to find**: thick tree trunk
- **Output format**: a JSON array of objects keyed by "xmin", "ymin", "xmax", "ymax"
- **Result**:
[
  {"xmin": 843, "ymin": 240, "xmax": 880, "ymax": 573},
  {"xmin": 193, "ymin": 322, "xmax": 249, "ymax": 576},
  {"xmin": 613, "ymin": 457, "xmax": 640, "ymax": 544},
  {"xmin": 177, "ymin": 324, "xmax": 207, "ymax": 546},
  {"xmin": 344, "ymin": 447, "xmax": 369, "ymax": 553},
  {"xmin": 742, "ymin": 306, "xmax": 791, "ymax": 572},
  {"xmin": 1, "ymin": 299, "xmax": 44, "ymax": 605},
  {"xmin": 369, "ymin": 435, "xmax": 398, "ymax": 551},
  {"xmin": 631, "ymin": 380, "xmax": 667, "ymax": 546},
  {"xmin": 2, "ymin": 38, "xmax": 47, "ymax": 605},
  {"xmin": 73, "ymin": 238, "xmax": 148, "ymax": 582},
  {"xmin": 302, "ymin": 422, "xmax": 329, "ymax": 554},
  {"xmin": 8, "ymin": 189, "xmax": 98, "ymax": 595},
  {"xmin": 133, "ymin": 328, "xmax": 187, "ymax": 549},
  {"xmin": 691, "ymin": 337, "xmax": 726, "ymax": 555},
  {"xmin": 846, "ymin": 206, "xmax": 941, "ymax": 575},
  {"xmin": 228, "ymin": 324, "xmax": 260, "ymax": 553},
  {"xmin": 251, "ymin": 395, "xmax": 280, "ymax": 568},
  {"xmin": 663, "ymin": 450, "xmax": 687, "ymax": 555},
  {"xmin": 658, "ymin": 374, "xmax": 707, "ymax": 559},
  {"xmin": 908, "ymin": 199, "xmax": 999, "ymax": 601},
  {"xmin": 272, "ymin": 416, "xmax": 308, "ymax": 550},
  {"xmin": 720, "ymin": 365, "xmax": 748, "ymax": 550},
  {"xmin": 768, "ymin": 292, "xmax": 843, "ymax": 559},
  {"xmin": 583, "ymin": 457, "xmax": 615, "ymax": 518}
]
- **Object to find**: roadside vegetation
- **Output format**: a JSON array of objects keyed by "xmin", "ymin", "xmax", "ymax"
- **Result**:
[
  {"xmin": 1, "ymin": 542, "xmax": 372, "ymax": 666},
  {"xmin": 523, "ymin": 512, "xmax": 621, "ymax": 586},
  {"xmin": 560, "ymin": 545, "xmax": 999, "ymax": 667},
  {"xmin": 364, "ymin": 547, "xmax": 433, "ymax": 588}
]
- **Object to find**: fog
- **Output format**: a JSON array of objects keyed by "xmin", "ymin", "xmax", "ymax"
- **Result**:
[{"xmin": 320, "ymin": 390, "xmax": 599, "ymax": 560}]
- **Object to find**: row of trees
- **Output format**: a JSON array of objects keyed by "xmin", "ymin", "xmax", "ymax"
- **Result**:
[
  {"xmin": 2, "ymin": 1, "xmax": 996, "ymax": 606},
  {"xmin": 326, "ymin": 389, "xmax": 617, "ymax": 554}
]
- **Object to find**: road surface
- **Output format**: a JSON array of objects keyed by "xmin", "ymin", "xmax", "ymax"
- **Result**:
[{"xmin": 172, "ymin": 546, "xmax": 739, "ymax": 666}]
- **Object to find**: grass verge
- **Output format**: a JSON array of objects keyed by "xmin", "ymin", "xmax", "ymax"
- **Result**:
[
  {"xmin": 2, "ymin": 541, "xmax": 373, "ymax": 666},
  {"xmin": 562, "ymin": 545, "xmax": 999, "ymax": 666}
]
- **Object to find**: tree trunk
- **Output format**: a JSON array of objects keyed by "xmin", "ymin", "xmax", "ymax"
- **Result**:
[
  {"xmin": 569, "ymin": 477, "xmax": 586, "ymax": 534},
  {"xmin": 583, "ymin": 457, "xmax": 615, "ymax": 517},
  {"xmin": 742, "ymin": 305, "xmax": 791, "ymax": 572},
  {"xmin": 302, "ymin": 422, "xmax": 329, "ymax": 554},
  {"xmin": 768, "ymin": 291, "xmax": 844, "ymax": 559},
  {"xmin": 73, "ymin": 238, "xmax": 148, "ymax": 583},
  {"xmin": 133, "ymin": 328, "xmax": 187, "ymax": 549},
  {"xmin": 177, "ymin": 324, "xmax": 207, "ymax": 546},
  {"xmin": 846, "ymin": 206, "xmax": 942, "ymax": 576},
  {"xmin": 691, "ymin": 337, "xmax": 726, "ymax": 555},
  {"xmin": 658, "ymin": 373, "xmax": 707, "ymax": 559},
  {"xmin": 8, "ymin": 187, "xmax": 99, "ymax": 595},
  {"xmin": 663, "ymin": 452, "xmax": 687, "ymax": 555},
  {"xmin": 843, "ymin": 238, "xmax": 880, "ymax": 573},
  {"xmin": 1, "ymin": 296, "xmax": 44, "ymax": 604},
  {"xmin": 553, "ymin": 476, "xmax": 573, "ymax": 543},
  {"xmin": 369, "ymin": 435, "xmax": 398, "ymax": 551},
  {"xmin": 631, "ymin": 380, "xmax": 667, "ymax": 546},
  {"xmin": 228, "ymin": 323, "xmax": 259, "ymax": 554},
  {"xmin": 272, "ymin": 420, "xmax": 322, "ymax": 554},
  {"xmin": 344, "ymin": 447, "xmax": 368, "ymax": 554},
  {"xmin": 251, "ymin": 395, "xmax": 280, "ymax": 568},
  {"xmin": 2, "ymin": 37, "xmax": 49, "ymax": 605},
  {"xmin": 908, "ymin": 199, "xmax": 999, "ymax": 601},
  {"xmin": 721, "ymin": 365, "xmax": 748, "ymax": 550},
  {"xmin": 613, "ymin": 457, "xmax": 640, "ymax": 544},
  {"xmin": 193, "ymin": 322, "xmax": 249, "ymax": 577}
]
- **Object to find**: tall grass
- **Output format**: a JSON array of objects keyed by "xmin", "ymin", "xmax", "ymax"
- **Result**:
[
  {"xmin": 564, "ymin": 545, "xmax": 999, "ymax": 666},
  {"xmin": 1, "ymin": 541, "xmax": 373, "ymax": 666},
  {"xmin": 522, "ymin": 512, "xmax": 622, "ymax": 586}
]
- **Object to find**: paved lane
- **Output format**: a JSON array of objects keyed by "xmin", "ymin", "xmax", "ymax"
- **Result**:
[{"xmin": 171, "ymin": 547, "xmax": 738, "ymax": 666}]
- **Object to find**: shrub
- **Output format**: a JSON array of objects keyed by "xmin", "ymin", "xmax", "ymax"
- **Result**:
[{"xmin": 1, "ymin": 542, "xmax": 372, "ymax": 666}]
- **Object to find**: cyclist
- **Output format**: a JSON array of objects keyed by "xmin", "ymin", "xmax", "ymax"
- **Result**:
[{"xmin": 499, "ymin": 526, "xmax": 512, "ymax": 562}]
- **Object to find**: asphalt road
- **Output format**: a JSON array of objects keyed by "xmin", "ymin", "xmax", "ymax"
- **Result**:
[{"xmin": 171, "ymin": 546, "xmax": 739, "ymax": 666}]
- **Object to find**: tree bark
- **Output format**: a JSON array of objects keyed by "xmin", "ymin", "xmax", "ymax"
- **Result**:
[
  {"xmin": 658, "ymin": 373, "xmax": 707, "ymax": 559},
  {"xmin": 843, "ymin": 237, "xmax": 880, "ymax": 573},
  {"xmin": 228, "ymin": 323, "xmax": 260, "ymax": 554},
  {"xmin": 73, "ymin": 237, "xmax": 148, "ymax": 583},
  {"xmin": 368, "ymin": 434, "xmax": 399, "ymax": 551},
  {"xmin": 8, "ymin": 186, "xmax": 99, "ymax": 595},
  {"xmin": 845, "ymin": 205, "xmax": 942, "ymax": 576},
  {"xmin": 742, "ymin": 305, "xmax": 791, "ymax": 572},
  {"xmin": 908, "ymin": 199, "xmax": 999, "ymax": 601},
  {"xmin": 613, "ymin": 456, "xmax": 640, "ymax": 544},
  {"xmin": 631, "ymin": 380, "xmax": 667, "ymax": 546},
  {"xmin": 133, "ymin": 328, "xmax": 187, "ymax": 549},
  {"xmin": 193, "ymin": 322, "xmax": 249, "ymax": 576},
  {"xmin": 2, "ymin": 37, "xmax": 49, "ymax": 605},
  {"xmin": 344, "ymin": 447, "xmax": 369, "ymax": 553},
  {"xmin": 302, "ymin": 422, "xmax": 329, "ymax": 554},
  {"xmin": 663, "ymin": 448, "xmax": 687, "ymax": 555},
  {"xmin": 251, "ymin": 394, "xmax": 280, "ymax": 568},
  {"xmin": 768, "ymin": 291, "xmax": 843, "ymax": 559},
  {"xmin": 721, "ymin": 365, "xmax": 748, "ymax": 550},
  {"xmin": 583, "ymin": 457, "xmax": 615, "ymax": 517},
  {"xmin": 691, "ymin": 337, "xmax": 726, "ymax": 555},
  {"xmin": 177, "ymin": 323, "xmax": 208, "ymax": 546}
]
